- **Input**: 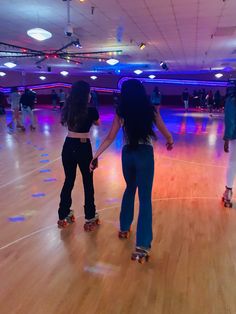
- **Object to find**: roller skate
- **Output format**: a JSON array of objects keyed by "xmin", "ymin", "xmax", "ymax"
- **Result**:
[
  {"xmin": 30, "ymin": 125, "xmax": 36, "ymax": 131},
  {"xmin": 222, "ymin": 186, "xmax": 233, "ymax": 208},
  {"xmin": 131, "ymin": 247, "xmax": 150, "ymax": 264},
  {"xmin": 118, "ymin": 227, "xmax": 131, "ymax": 239},
  {"xmin": 57, "ymin": 210, "xmax": 76, "ymax": 228},
  {"xmin": 84, "ymin": 213, "xmax": 100, "ymax": 232},
  {"xmin": 17, "ymin": 124, "xmax": 25, "ymax": 131}
]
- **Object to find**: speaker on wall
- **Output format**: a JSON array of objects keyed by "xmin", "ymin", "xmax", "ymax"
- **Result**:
[{"xmin": 47, "ymin": 66, "xmax": 51, "ymax": 72}]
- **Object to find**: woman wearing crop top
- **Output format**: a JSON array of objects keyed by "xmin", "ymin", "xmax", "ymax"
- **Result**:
[
  {"xmin": 90, "ymin": 79, "xmax": 173, "ymax": 263},
  {"xmin": 57, "ymin": 81, "xmax": 100, "ymax": 231}
]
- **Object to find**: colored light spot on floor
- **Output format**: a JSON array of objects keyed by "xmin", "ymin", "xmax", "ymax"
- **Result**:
[
  {"xmin": 8, "ymin": 216, "xmax": 25, "ymax": 222},
  {"xmin": 32, "ymin": 193, "xmax": 46, "ymax": 197},
  {"xmin": 40, "ymin": 159, "xmax": 50, "ymax": 163},
  {"xmin": 41, "ymin": 153, "xmax": 49, "ymax": 157},
  {"xmin": 105, "ymin": 198, "xmax": 120, "ymax": 203},
  {"xmin": 39, "ymin": 169, "xmax": 51, "ymax": 173},
  {"xmin": 38, "ymin": 147, "xmax": 45, "ymax": 151},
  {"xmin": 44, "ymin": 178, "xmax": 57, "ymax": 182},
  {"xmin": 84, "ymin": 263, "xmax": 120, "ymax": 276}
]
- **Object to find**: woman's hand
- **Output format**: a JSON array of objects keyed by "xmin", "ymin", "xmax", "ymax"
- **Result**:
[
  {"xmin": 166, "ymin": 135, "xmax": 174, "ymax": 150},
  {"xmin": 90, "ymin": 158, "xmax": 98, "ymax": 172},
  {"xmin": 224, "ymin": 140, "xmax": 229, "ymax": 153}
]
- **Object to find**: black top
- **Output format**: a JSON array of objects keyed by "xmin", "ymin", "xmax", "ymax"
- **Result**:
[
  {"xmin": 68, "ymin": 107, "xmax": 99, "ymax": 133},
  {"xmin": 20, "ymin": 91, "xmax": 36, "ymax": 109}
]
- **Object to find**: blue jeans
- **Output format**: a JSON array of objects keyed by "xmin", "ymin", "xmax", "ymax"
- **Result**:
[{"xmin": 120, "ymin": 144, "xmax": 154, "ymax": 249}]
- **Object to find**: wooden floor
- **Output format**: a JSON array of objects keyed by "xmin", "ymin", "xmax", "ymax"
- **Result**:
[{"xmin": 1, "ymin": 106, "xmax": 236, "ymax": 314}]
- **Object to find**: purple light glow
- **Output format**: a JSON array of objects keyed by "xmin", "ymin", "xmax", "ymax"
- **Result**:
[{"xmin": 118, "ymin": 77, "xmax": 228, "ymax": 89}]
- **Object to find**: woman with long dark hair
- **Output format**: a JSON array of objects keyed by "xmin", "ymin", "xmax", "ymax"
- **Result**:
[
  {"xmin": 58, "ymin": 81, "xmax": 100, "ymax": 231},
  {"xmin": 90, "ymin": 79, "xmax": 173, "ymax": 263}
]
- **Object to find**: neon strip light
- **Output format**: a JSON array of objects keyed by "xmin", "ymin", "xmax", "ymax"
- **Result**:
[
  {"xmin": 1, "ymin": 83, "xmax": 119, "ymax": 94},
  {"xmin": 118, "ymin": 77, "xmax": 228, "ymax": 89}
]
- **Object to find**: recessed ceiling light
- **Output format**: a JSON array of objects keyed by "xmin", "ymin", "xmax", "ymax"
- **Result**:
[
  {"xmin": 90, "ymin": 76, "xmax": 97, "ymax": 80},
  {"xmin": 4, "ymin": 62, "xmax": 16, "ymax": 68},
  {"xmin": 27, "ymin": 28, "xmax": 52, "ymax": 41},
  {"xmin": 149, "ymin": 75, "xmax": 156, "ymax": 79},
  {"xmin": 215, "ymin": 73, "xmax": 223, "ymax": 78},
  {"xmin": 0, "ymin": 72, "xmax": 6, "ymax": 77},
  {"xmin": 60, "ymin": 71, "xmax": 69, "ymax": 76},
  {"xmin": 39, "ymin": 76, "xmax": 46, "ymax": 80},
  {"xmin": 106, "ymin": 58, "xmax": 119, "ymax": 66},
  {"xmin": 134, "ymin": 69, "xmax": 143, "ymax": 75},
  {"xmin": 139, "ymin": 43, "xmax": 146, "ymax": 50}
]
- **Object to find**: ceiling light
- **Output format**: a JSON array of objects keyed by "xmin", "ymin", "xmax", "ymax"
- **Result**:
[
  {"xmin": 149, "ymin": 75, "xmax": 156, "ymax": 79},
  {"xmin": 4, "ymin": 62, "xmax": 16, "ymax": 68},
  {"xmin": 73, "ymin": 39, "xmax": 82, "ymax": 48},
  {"xmin": 134, "ymin": 69, "xmax": 143, "ymax": 75},
  {"xmin": 60, "ymin": 71, "xmax": 69, "ymax": 76},
  {"xmin": 215, "ymin": 73, "xmax": 223, "ymax": 78},
  {"xmin": 39, "ymin": 76, "xmax": 46, "ymax": 80},
  {"xmin": 27, "ymin": 28, "xmax": 52, "ymax": 41},
  {"xmin": 0, "ymin": 72, "xmax": 6, "ymax": 77},
  {"xmin": 106, "ymin": 58, "xmax": 119, "ymax": 66},
  {"xmin": 90, "ymin": 76, "xmax": 97, "ymax": 80},
  {"xmin": 160, "ymin": 61, "xmax": 168, "ymax": 71},
  {"xmin": 139, "ymin": 43, "xmax": 146, "ymax": 50}
]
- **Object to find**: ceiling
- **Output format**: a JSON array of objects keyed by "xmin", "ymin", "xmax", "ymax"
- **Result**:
[{"xmin": 0, "ymin": 0, "xmax": 236, "ymax": 75}]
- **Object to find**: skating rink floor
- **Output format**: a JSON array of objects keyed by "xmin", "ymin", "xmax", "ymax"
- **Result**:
[{"xmin": 1, "ymin": 106, "xmax": 236, "ymax": 314}]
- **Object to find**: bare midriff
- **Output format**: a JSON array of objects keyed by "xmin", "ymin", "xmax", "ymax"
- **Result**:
[{"xmin": 67, "ymin": 131, "xmax": 90, "ymax": 139}]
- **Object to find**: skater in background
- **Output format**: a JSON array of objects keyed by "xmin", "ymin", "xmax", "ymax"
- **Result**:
[
  {"xmin": 90, "ymin": 90, "xmax": 99, "ymax": 108},
  {"xmin": 59, "ymin": 89, "xmax": 66, "ymax": 110},
  {"xmin": 58, "ymin": 81, "xmax": 100, "ymax": 231},
  {"xmin": 51, "ymin": 89, "xmax": 58, "ymax": 110},
  {"xmin": 182, "ymin": 88, "xmax": 189, "ymax": 111},
  {"xmin": 0, "ymin": 91, "xmax": 6, "ymax": 115},
  {"xmin": 20, "ymin": 89, "xmax": 36, "ymax": 131},
  {"xmin": 206, "ymin": 90, "xmax": 214, "ymax": 115},
  {"xmin": 214, "ymin": 90, "xmax": 222, "ymax": 112},
  {"xmin": 151, "ymin": 86, "xmax": 162, "ymax": 107},
  {"xmin": 222, "ymin": 83, "xmax": 236, "ymax": 207},
  {"xmin": 90, "ymin": 79, "xmax": 173, "ymax": 263},
  {"xmin": 7, "ymin": 87, "xmax": 24, "ymax": 130}
]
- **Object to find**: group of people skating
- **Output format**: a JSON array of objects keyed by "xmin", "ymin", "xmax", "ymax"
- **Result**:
[
  {"xmin": 7, "ymin": 87, "xmax": 36, "ymax": 131},
  {"xmin": 56, "ymin": 79, "xmax": 236, "ymax": 263},
  {"xmin": 3, "ymin": 79, "xmax": 235, "ymax": 263},
  {"xmin": 57, "ymin": 80, "xmax": 173, "ymax": 263}
]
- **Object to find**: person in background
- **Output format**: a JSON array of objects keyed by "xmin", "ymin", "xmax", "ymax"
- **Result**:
[
  {"xmin": 151, "ymin": 86, "xmax": 162, "ymax": 107},
  {"xmin": 20, "ymin": 89, "xmax": 36, "ymax": 131},
  {"xmin": 222, "ymin": 83, "xmax": 236, "ymax": 207},
  {"xmin": 90, "ymin": 79, "xmax": 173, "ymax": 263},
  {"xmin": 7, "ymin": 87, "xmax": 24, "ymax": 130},
  {"xmin": 206, "ymin": 90, "xmax": 214, "ymax": 115},
  {"xmin": 182, "ymin": 88, "xmax": 189, "ymax": 111},
  {"xmin": 214, "ymin": 90, "xmax": 222, "ymax": 112},
  {"xmin": 58, "ymin": 81, "xmax": 100, "ymax": 231},
  {"xmin": 90, "ymin": 90, "xmax": 99, "ymax": 108},
  {"xmin": 51, "ymin": 89, "xmax": 58, "ymax": 110},
  {"xmin": 59, "ymin": 89, "xmax": 66, "ymax": 110},
  {"xmin": 0, "ymin": 91, "xmax": 6, "ymax": 115}
]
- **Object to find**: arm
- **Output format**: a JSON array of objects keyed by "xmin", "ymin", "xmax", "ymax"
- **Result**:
[
  {"xmin": 154, "ymin": 107, "xmax": 173, "ymax": 148},
  {"xmin": 93, "ymin": 114, "xmax": 121, "ymax": 159}
]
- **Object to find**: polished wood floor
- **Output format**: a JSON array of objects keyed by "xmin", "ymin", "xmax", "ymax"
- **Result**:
[{"xmin": 0, "ymin": 106, "xmax": 236, "ymax": 314}]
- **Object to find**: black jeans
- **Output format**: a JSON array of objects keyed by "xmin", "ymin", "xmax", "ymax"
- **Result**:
[{"xmin": 58, "ymin": 137, "xmax": 96, "ymax": 220}]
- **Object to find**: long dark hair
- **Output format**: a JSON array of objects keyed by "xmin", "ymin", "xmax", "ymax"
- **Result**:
[
  {"xmin": 117, "ymin": 79, "xmax": 156, "ymax": 147},
  {"xmin": 61, "ymin": 81, "xmax": 90, "ymax": 130}
]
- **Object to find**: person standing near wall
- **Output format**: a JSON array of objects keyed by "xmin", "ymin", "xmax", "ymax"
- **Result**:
[
  {"xmin": 7, "ymin": 87, "xmax": 24, "ymax": 130},
  {"xmin": 51, "ymin": 89, "xmax": 58, "ymax": 110},
  {"xmin": 151, "ymin": 86, "xmax": 162, "ymax": 107},
  {"xmin": 59, "ymin": 89, "xmax": 66, "ymax": 110},
  {"xmin": 20, "ymin": 89, "xmax": 36, "ymax": 131},
  {"xmin": 182, "ymin": 88, "xmax": 189, "ymax": 112}
]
